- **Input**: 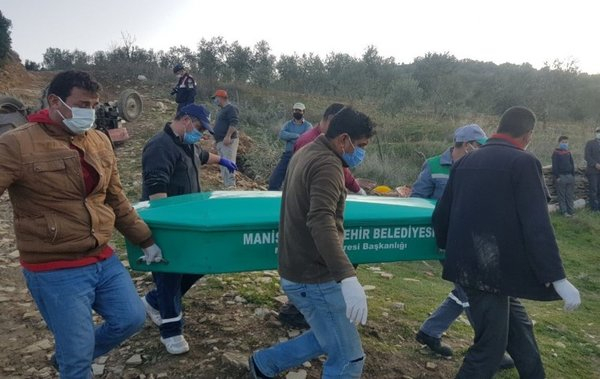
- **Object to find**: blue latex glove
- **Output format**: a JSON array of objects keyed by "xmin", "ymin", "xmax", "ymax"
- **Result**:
[{"xmin": 219, "ymin": 157, "xmax": 238, "ymax": 173}]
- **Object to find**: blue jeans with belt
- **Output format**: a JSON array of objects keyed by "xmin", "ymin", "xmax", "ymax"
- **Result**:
[
  {"xmin": 23, "ymin": 254, "xmax": 146, "ymax": 379},
  {"xmin": 253, "ymin": 278, "xmax": 365, "ymax": 378}
]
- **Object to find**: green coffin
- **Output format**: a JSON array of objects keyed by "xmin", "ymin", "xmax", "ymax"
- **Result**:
[{"xmin": 125, "ymin": 191, "xmax": 443, "ymax": 274}]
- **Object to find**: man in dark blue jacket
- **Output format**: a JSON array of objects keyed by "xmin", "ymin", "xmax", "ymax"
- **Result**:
[
  {"xmin": 584, "ymin": 128, "xmax": 600, "ymax": 211},
  {"xmin": 432, "ymin": 106, "xmax": 581, "ymax": 379},
  {"xmin": 140, "ymin": 104, "xmax": 237, "ymax": 355},
  {"xmin": 552, "ymin": 135, "xmax": 575, "ymax": 216}
]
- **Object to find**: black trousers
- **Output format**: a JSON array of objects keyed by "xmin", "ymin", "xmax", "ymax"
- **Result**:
[
  {"xmin": 587, "ymin": 173, "xmax": 600, "ymax": 211},
  {"xmin": 456, "ymin": 288, "xmax": 545, "ymax": 379}
]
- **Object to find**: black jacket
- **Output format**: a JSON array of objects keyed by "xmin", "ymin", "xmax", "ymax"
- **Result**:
[
  {"xmin": 174, "ymin": 73, "xmax": 197, "ymax": 105},
  {"xmin": 584, "ymin": 138, "xmax": 600, "ymax": 174},
  {"xmin": 432, "ymin": 137, "xmax": 566, "ymax": 301},
  {"xmin": 141, "ymin": 123, "xmax": 209, "ymax": 200}
]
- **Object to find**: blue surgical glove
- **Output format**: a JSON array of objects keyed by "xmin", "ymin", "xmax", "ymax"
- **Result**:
[{"xmin": 219, "ymin": 157, "xmax": 238, "ymax": 173}]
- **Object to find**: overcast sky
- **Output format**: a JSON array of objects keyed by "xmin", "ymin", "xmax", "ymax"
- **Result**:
[{"xmin": 2, "ymin": 0, "xmax": 599, "ymax": 74}]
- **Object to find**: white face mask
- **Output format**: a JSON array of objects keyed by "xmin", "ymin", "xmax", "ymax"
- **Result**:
[
  {"xmin": 596, "ymin": 133, "xmax": 600, "ymax": 140},
  {"xmin": 57, "ymin": 98, "xmax": 96, "ymax": 135}
]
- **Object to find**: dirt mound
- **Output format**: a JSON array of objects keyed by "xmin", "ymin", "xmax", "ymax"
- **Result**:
[{"xmin": 0, "ymin": 52, "xmax": 55, "ymax": 105}]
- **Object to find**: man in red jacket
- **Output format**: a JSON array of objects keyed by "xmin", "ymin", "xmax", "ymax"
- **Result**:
[{"xmin": 295, "ymin": 103, "xmax": 366, "ymax": 195}]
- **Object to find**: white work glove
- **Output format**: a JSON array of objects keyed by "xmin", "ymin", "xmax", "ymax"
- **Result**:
[
  {"xmin": 141, "ymin": 243, "xmax": 163, "ymax": 265},
  {"xmin": 552, "ymin": 279, "xmax": 581, "ymax": 311},
  {"xmin": 340, "ymin": 276, "xmax": 368, "ymax": 325},
  {"xmin": 356, "ymin": 188, "xmax": 367, "ymax": 196}
]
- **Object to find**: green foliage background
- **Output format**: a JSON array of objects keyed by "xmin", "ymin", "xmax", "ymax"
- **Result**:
[{"xmin": 0, "ymin": 11, "xmax": 12, "ymax": 63}]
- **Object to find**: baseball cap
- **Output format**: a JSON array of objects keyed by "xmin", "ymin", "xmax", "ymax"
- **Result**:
[
  {"xmin": 454, "ymin": 124, "xmax": 487, "ymax": 144},
  {"xmin": 293, "ymin": 102, "xmax": 306, "ymax": 111},
  {"xmin": 211, "ymin": 89, "xmax": 228, "ymax": 99},
  {"xmin": 177, "ymin": 104, "xmax": 214, "ymax": 134}
]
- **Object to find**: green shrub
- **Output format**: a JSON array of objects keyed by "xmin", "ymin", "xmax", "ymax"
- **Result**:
[{"xmin": 0, "ymin": 11, "xmax": 12, "ymax": 63}]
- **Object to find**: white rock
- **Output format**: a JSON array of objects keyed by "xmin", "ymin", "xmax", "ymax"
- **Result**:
[
  {"xmin": 555, "ymin": 341, "xmax": 566, "ymax": 348},
  {"xmin": 96, "ymin": 356, "xmax": 108, "ymax": 364},
  {"xmin": 426, "ymin": 361, "xmax": 437, "ymax": 370},
  {"xmin": 125, "ymin": 354, "xmax": 142, "ymax": 365},
  {"xmin": 254, "ymin": 308, "xmax": 271, "ymax": 318},
  {"xmin": 379, "ymin": 272, "xmax": 394, "ymax": 279},
  {"xmin": 288, "ymin": 330, "xmax": 301, "ymax": 338},
  {"xmin": 137, "ymin": 75, "xmax": 147, "ymax": 81},
  {"xmin": 363, "ymin": 285, "xmax": 376, "ymax": 291},
  {"xmin": 286, "ymin": 369, "xmax": 307, "ymax": 379},
  {"xmin": 222, "ymin": 351, "xmax": 249, "ymax": 369},
  {"xmin": 92, "ymin": 363, "xmax": 105, "ymax": 376}
]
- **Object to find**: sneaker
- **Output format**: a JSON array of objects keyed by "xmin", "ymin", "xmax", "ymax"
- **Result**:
[
  {"xmin": 141, "ymin": 296, "xmax": 162, "ymax": 326},
  {"xmin": 248, "ymin": 355, "xmax": 273, "ymax": 379},
  {"xmin": 160, "ymin": 335, "xmax": 190, "ymax": 355},
  {"xmin": 416, "ymin": 330, "xmax": 453, "ymax": 357},
  {"xmin": 499, "ymin": 353, "xmax": 515, "ymax": 370}
]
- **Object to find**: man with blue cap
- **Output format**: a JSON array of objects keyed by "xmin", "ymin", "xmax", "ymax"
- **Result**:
[
  {"xmin": 411, "ymin": 123, "xmax": 515, "ymax": 370},
  {"xmin": 140, "ymin": 104, "xmax": 237, "ymax": 354}
]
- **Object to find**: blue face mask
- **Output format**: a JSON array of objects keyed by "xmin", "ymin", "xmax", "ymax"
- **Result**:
[
  {"xmin": 342, "ymin": 138, "xmax": 366, "ymax": 168},
  {"xmin": 559, "ymin": 142, "xmax": 569, "ymax": 150},
  {"xmin": 183, "ymin": 128, "xmax": 203, "ymax": 144}
]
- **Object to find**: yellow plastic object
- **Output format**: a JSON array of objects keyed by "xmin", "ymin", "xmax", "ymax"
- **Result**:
[{"xmin": 373, "ymin": 185, "xmax": 393, "ymax": 194}]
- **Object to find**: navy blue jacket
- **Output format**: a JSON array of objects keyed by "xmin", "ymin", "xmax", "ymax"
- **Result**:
[
  {"xmin": 551, "ymin": 148, "xmax": 575, "ymax": 177},
  {"xmin": 432, "ymin": 137, "xmax": 565, "ymax": 301},
  {"xmin": 584, "ymin": 138, "xmax": 600, "ymax": 174},
  {"xmin": 141, "ymin": 123, "xmax": 209, "ymax": 200}
]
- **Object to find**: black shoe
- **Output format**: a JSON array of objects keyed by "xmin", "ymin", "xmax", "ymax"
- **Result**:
[
  {"xmin": 248, "ymin": 355, "xmax": 273, "ymax": 379},
  {"xmin": 499, "ymin": 353, "xmax": 515, "ymax": 370},
  {"xmin": 278, "ymin": 302, "xmax": 309, "ymax": 329},
  {"xmin": 416, "ymin": 331, "xmax": 453, "ymax": 357}
]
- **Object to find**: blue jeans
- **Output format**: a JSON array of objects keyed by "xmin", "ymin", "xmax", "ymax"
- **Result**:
[
  {"xmin": 420, "ymin": 284, "xmax": 471, "ymax": 339},
  {"xmin": 268, "ymin": 151, "xmax": 293, "ymax": 190},
  {"xmin": 145, "ymin": 272, "xmax": 203, "ymax": 338},
  {"xmin": 253, "ymin": 278, "xmax": 365, "ymax": 378},
  {"xmin": 23, "ymin": 254, "xmax": 146, "ymax": 379}
]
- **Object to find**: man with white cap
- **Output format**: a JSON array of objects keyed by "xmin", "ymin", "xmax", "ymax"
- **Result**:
[{"xmin": 268, "ymin": 102, "xmax": 312, "ymax": 190}]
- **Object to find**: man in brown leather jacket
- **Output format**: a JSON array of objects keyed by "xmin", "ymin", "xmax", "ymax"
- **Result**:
[{"xmin": 0, "ymin": 70, "xmax": 161, "ymax": 379}]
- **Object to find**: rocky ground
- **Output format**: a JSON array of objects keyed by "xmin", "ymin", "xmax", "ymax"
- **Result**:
[{"xmin": 0, "ymin": 62, "xmax": 461, "ymax": 378}]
